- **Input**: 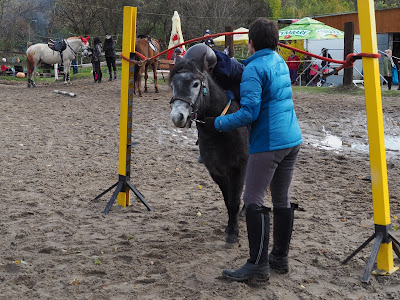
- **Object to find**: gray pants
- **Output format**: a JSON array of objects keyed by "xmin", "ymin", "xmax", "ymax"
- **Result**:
[{"xmin": 243, "ymin": 145, "xmax": 300, "ymax": 209}]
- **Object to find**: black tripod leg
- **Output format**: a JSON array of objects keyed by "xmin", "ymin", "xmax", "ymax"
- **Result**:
[
  {"xmin": 389, "ymin": 233, "xmax": 400, "ymax": 258},
  {"xmin": 361, "ymin": 232, "xmax": 384, "ymax": 283},
  {"xmin": 342, "ymin": 233, "xmax": 376, "ymax": 265},
  {"xmin": 93, "ymin": 181, "xmax": 119, "ymax": 201},
  {"xmin": 103, "ymin": 181, "xmax": 124, "ymax": 215},
  {"xmin": 127, "ymin": 181, "xmax": 152, "ymax": 211}
]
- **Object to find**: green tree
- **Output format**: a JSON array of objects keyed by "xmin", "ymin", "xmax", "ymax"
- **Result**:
[
  {"xmin": 280, "ymin": 0, "xmax": 353, "ymax": 18},
  {"xmin": 268, "ymin": 0, "xmax": 282, "ymax": 20},
  {"xmin": 375, "ymin": 0, "xmax": 400, "ymax": 9}
]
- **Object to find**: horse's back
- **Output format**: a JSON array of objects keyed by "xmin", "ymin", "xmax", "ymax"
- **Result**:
[
  {"xmin": 136, "ymin": 37, "xmax": 160, "ymax": 57},
  {"xmin": 27, "ymin": 44, "xmax": 62, "ymax": 65}
]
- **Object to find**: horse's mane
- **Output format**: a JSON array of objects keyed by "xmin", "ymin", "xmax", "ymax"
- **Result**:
[
  {"xmin": 137, "ymin": 34, "xmax": 150, "ymax": 39},
  {"xmin": 67, "ymin": 36, "xmax": 79, "ymax": 40},
  {"xmin": 169, "ymin": 59, "xmax": 199, "ymax": 83}
]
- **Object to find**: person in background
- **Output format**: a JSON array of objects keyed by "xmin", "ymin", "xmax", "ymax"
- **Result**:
[
  {"xmin": 287, "ymin": 50, "xmax": 300, "ymax": 85},
  {"xmin": 224, "ymin": 47, "xmax": 229, "ymax": 56},
  {"xmin": 1, "ymin": 58, "xmax": 14, "ymax": 73},
  {"xmin": 309, "ymin": 62, "xmax": 319, "ymax": 86},
  {"xmin": 90, "ymin": 37, "xmax": 102, "ymax": 84},
  {"xmin": 14, "ymin": 57, "xmax": 24, "ymax": 73},
  {"xmin": 321, "ymin": 48, "xmax": 332, "ymax": 71},
  {"xmin": 382, "ymin": 49, "xmax": 394, "ymax": 90},
  {"xmin": 71, "ymin": 58, "xmax": 78, "ymax": 74},
  {"xmin": 103, "ymin": 33, "xmax": 117, "ymax": 81},
  {"xmin": 171, "ymin": 48, "xmax": 183, "ymax": 63},
  {"xmin": 203, "ymin": 29, "xmax": 215, "ymax": 48},
  {"xmin": 203, "ymin": 17, "xmax": 302, "ymax": 282}
]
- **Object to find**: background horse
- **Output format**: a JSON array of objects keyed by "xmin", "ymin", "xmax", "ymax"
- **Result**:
[
  {"xmin": 134, "ymin": 35, "xmax": 160, "ymax": 97},
  {"xmin": 26, "ymin": 36, "xmax": 90, "ymax": 87},
  {"xmin": 169, "ymin": 56, "xmax": 248, "ymax": 244}
]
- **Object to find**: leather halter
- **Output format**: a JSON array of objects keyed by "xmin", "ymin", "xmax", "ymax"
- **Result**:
[
  {"xmin": 169, "ymin": 69, "xmax": 233, "ymax": 124},
  {"xmin": 170, "ymin": 71, "xmax": 207, "ymax": 124}
]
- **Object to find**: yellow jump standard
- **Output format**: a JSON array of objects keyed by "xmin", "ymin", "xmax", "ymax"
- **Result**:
[
  {"xmin": 93, "ymin": 6, "xmax": 152, "ymax": 214},
  {"xmin": 342, "ymin": 0, "xmax": 399, "ymax": 283}
]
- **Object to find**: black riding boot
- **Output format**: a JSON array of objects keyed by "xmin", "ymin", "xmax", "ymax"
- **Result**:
[
  {"xmin": 114, "ymin": 70, "xmax": 117, "ymax": 80},
  {"xmin": 108, "ymin": 72, "xmax": 113, "ymax": 81},
  {"xmin": 222, "ymin": 204, "xmax": 270, "ymax": 282},
  {"xmin": 269, "ymin": 203, "xmax": 297, "ymax": 274}
]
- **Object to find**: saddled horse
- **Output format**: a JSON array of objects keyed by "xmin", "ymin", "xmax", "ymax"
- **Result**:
[
  {"xmin": 134, "ymin": 35, "xmax": 160, "ymax": 97},
  {"xmin": 169, "ymin": 56, "xmax": 249, "ymax": 244},
  {"xmin": 26, "ymin": 36, "xmax": 90, "ymax": 87}
]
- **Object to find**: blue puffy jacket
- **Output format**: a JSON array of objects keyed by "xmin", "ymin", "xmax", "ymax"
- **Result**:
[{"xmin": 215, "ymin": 48, "xmax": 302, "ymax": 154}]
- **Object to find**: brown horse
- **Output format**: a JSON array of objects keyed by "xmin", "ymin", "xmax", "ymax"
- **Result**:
[{"xmin": 134, "ymin": 35, "xmax": 160, "ymax": 96}]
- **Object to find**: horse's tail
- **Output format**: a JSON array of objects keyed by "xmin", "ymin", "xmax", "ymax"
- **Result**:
[{"xmin": 26, "ymin": 49, "xmax": 35, "ymax": 78}]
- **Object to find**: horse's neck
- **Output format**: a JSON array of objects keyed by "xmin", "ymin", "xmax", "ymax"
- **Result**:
[{"xmin": 65, "ymin": 39, "xmax": 81, "ymax": 52}]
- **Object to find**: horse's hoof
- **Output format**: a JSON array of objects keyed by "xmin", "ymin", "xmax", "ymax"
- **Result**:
[
  {"xmin": 155, "ymin": 89, "xmax": 159, "ymax": 93},
  {"xmin": 27, "ymin": 84, "xmax": 31, "ymax": 88},
  {"xmin": 226, "ymin": 234, "xmax": 239, "ymax": 244}
]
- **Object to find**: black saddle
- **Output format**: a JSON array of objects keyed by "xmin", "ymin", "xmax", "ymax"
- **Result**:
[{"xmin": 48, "ymin": 39, "xmax": 67, "ymax": 52}]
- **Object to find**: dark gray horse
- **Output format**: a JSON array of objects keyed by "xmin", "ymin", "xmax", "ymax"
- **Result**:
[{"xmin": 169, "ymin": 56, "xmax": 248, "ymax": 244}]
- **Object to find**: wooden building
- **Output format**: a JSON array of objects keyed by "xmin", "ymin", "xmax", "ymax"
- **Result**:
[{"xmin": 314, "ymin": 8, "xmax": 400, "ymax": 58}]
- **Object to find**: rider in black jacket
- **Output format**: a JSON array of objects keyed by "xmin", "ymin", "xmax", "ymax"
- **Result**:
[
  {"xmin": 90, "ymin": 37, "xmax": 102, "ymax": 83},
  {"xmin": 103, "ymin": 33, "xmax": 117, "ymax": 81}
]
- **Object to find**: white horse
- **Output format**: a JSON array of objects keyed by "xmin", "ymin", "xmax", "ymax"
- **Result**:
[{"xmin": 26, "ymin": 36, "xmax": 90, "ymax": 87}]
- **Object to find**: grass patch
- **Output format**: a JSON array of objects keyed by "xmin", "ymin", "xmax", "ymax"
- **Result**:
[{"xmin": 0, "ymin": 66, "xmax": 122, "ymax": 84}]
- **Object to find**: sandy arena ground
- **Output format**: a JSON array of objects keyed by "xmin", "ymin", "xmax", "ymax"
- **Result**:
[{"xmin": 1, "ymin": 77, "xmax": 400, "ymax": 300}]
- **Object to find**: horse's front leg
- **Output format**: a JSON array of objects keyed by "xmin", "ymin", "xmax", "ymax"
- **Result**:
[
  {"xmin": 64, "ymin": 72, "xmax": 70, "ymax": 84},
  {"xmin": 138, "ymin": 65, "xmax": 145, "ymax": 97},
  {"xmin": 209, "ymin": 172, "xmax": 240, "ymax": 244},
  {"xmin": 64, "ymin": 61, "xmax": 71, "ymax": 84},
  {"xmin": 153, "ymin": 61, "xmax": 159, "ymax": 93}
]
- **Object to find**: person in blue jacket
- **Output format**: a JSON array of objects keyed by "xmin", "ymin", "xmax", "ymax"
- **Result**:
[{"xmin": 205, "ymin": 18, "xmax": 302, "ymax": 282}]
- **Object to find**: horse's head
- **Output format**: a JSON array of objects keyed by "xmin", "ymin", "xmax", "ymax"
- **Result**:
[
  {"xmin": 80, "ymin": 35, "xmax": 90, "ymax": 56},
  {"xmin": 170, "ymin": 55, "xmax": 209, "ymax": 128}
]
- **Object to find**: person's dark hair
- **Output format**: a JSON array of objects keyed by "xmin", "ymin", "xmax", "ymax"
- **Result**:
[
  {"xmin": 94, "ymin": 37, "xmax": 101, "ymax": 45},
  {"xmin": 248, "ymin": 18, "xmax": 279, "ymax": 51}
]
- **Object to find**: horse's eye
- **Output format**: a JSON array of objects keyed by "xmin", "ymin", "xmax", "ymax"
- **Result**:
[{"xmin": 193, "ymin": 82, "xmax": 199, "ymax": 88}]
